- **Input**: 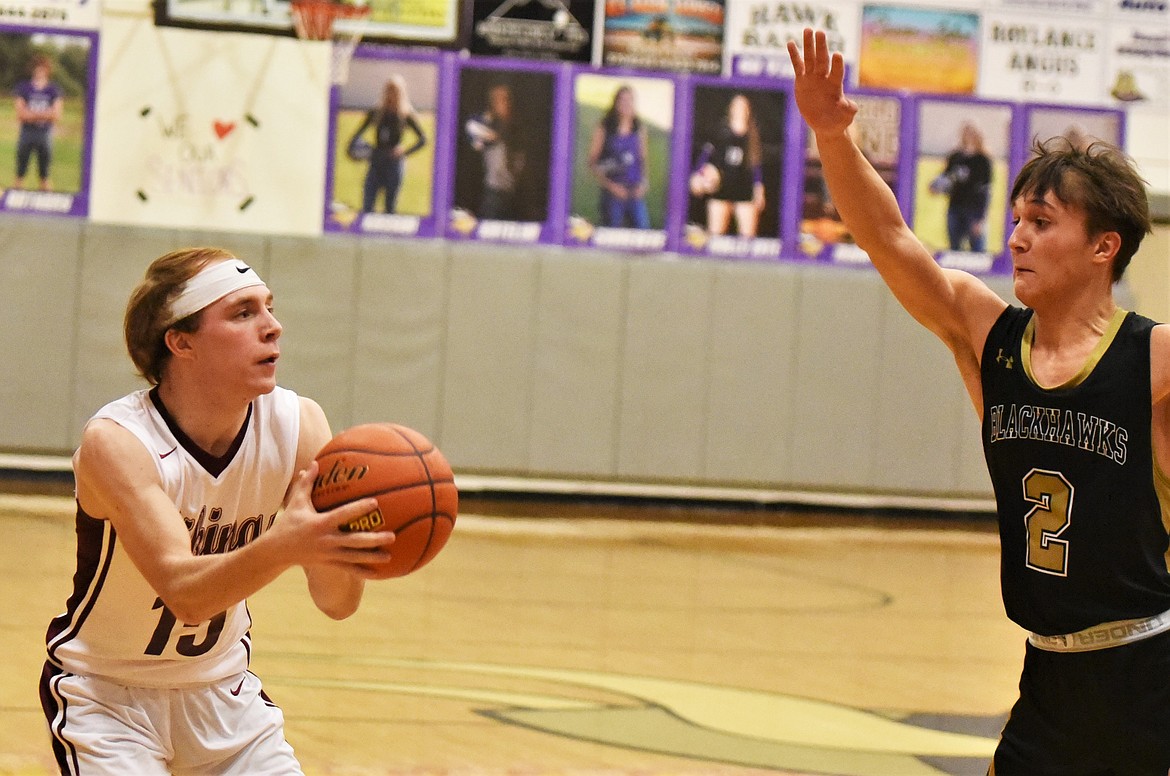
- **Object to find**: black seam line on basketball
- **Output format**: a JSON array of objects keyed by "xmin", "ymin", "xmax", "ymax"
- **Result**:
[
  {"xmin": 387, "ymin": 514, "xmax": 454, "ymax": 530},
  {"xmin": 385, "ymin": 514, "xmax": 454, "ymax": 572},
  {"xmin": 327, "ymin": 448, "xmax": 435, "ymax": 457},
  {"xmin": 388, "ymin": 426, "xmax": 443, "ymax": 520},
  {"xmin": 410, "ymin": 513, "xmax": 434, "ymax": 573},
  {"xmin": 341, "ymin": 482, "xmax": 450, "ymax": 501},
  {"xmin": 318, "ymin": 476, "xmax": 455, "ymax": 489}
]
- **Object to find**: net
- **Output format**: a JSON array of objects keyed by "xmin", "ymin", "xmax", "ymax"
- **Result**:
[{"xmin": 289, "ymin": 0, "xmax": 371, "ymax": 84}]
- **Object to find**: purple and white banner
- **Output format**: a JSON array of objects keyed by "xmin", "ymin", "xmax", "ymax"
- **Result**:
[
  {"xmin": 325, "ymin": 46, "xmax": 445, "ymax": 239},
  {"xmin": 674, "ymin": 73, "xmax": 795, "ymax": 261},
  {"xmin": 564, "ymin": 67, "xmax": 678, "ymax": 253},
  {"xmin": 798, "ymin": 90, "xmax": 911, "ymax": 267},
  {"xmin": 910, "ymin": 96, "xmax": 1017, "ymax": 275},
  {"xmin": 0, "ymin": 24, "xmax": 96, "ymax": 218},
  {"xmin": 440, "ymin": 55, "xmax": 565, "ymax": 246}
]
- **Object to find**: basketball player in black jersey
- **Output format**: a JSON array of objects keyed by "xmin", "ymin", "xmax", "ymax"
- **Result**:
[{"xmin": 790, "ymin": 29, "xmax": 1168, "ymax": 774}]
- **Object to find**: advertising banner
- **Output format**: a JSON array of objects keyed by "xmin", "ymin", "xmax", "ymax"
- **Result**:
[
  {"xmin": 1106, "ymin": 21, "xmax": 1170, "ymax": 113},
  {"xmin": 0, "ymin": 0, "xmax": 100, "ymax": 29},
  {"xmin": 598, "ymin": 0, "xmax": 725, "ymax": 74},
  {"xmin": 979, "ymin": 13, "xmax": 1107, "ymax": 104},
  {"xmin": 156, "ymin": 0, "xmax": 467, "ymax": 48},
  {"xmin": 1021, "ymin": 103, "xmax": 1124, "ymax": 153},
  {"xmin": 469, "ymin": 0, "xmax": 594, "ymax": 61},
  {"xmin": 724, "ymin": 0, "xmax": 859, "ymax": 79},
  {"xmin": 858, "ymin": 4, "xmax": 981, "ymax": 94}
]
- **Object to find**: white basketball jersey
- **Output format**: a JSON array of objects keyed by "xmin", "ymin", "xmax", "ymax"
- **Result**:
[{"xmin": 46, "ymin": 386, "xmax": 300, "ymax": 687}]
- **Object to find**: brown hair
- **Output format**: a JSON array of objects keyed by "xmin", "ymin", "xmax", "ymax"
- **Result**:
[
  {"xmin": 30, "ymin": 54, "xmax": 52, "ymax": 76},
  {"xmin": 727, "ymin": 94, "xmax": 762, "ymax": 169},
  {"xmin": 124, "ymin": 247, "xmax": 236, "ymax": 385},
  {"xmin": 1011, "ymin": 137, "xmax": 1151, "ymax": 281}
]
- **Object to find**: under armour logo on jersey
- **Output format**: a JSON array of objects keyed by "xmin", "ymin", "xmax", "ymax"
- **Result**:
[{"xmin": 996, "ymin": 348, "xmax": 1014, "ymax": 369}]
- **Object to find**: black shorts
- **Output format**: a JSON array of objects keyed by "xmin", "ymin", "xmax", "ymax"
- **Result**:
[
  {"xmin": 714, "ymin": 167, "xmax": 754, "ymax": 203},
  {"xmin": 992, "ymin": 628, "xmax": 1170, "ymax": 775}
]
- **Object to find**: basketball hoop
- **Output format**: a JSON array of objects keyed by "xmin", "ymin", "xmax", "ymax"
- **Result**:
[{"xmin": 290, "ymin": 0, "xmax": 371, "ymax": 85}]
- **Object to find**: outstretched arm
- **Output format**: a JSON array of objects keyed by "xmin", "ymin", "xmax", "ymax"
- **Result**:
[{"xmin": 788, "ymin": 29, "xmax": 1006, "ymax": 401}]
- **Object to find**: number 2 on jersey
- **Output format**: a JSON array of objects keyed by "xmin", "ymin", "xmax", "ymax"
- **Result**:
[{"xmin": 1023, "ymin": 469, "xmax": 1073, "ymax": 576}]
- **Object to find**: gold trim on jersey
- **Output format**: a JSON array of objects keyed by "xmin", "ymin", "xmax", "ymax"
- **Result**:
[
  {"xmin": 1029, "ymin": 604, "xmax": 1170, "ymax": 652},
  {"xmin": 1021, "ymin": 308, "xmax": 1128, "ymax": 390}
]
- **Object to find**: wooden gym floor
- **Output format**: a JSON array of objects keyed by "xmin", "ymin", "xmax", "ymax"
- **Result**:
[{"xmin": 0, "ymin": 476, "xmax": 1023, "ymax": 776}]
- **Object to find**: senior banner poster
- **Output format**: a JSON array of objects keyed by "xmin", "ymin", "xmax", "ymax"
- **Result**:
[
  {"xmin": 326, "ymin": 47, "xmax": 444, "ymax": 238},
  {"xmin": 979, "ymin": 14, "xmax": 1106, "ymax": 104},
  {"xmin": 598, "ymin": 0, "xmax": 725, "ymax": 75},
  {"xmin": 799, "ymin": 90, "xmax": 908, "ymax": 266},
  {"xmin": 0, "ymin": 25, "xmax": 95, "ymax": 218},
  {"xmin": 858, "ymin": 4, "xmax": 981, "ymax": 95},
  {"xmin": 566, "ymin": 69, "xmax": 678, "ymax": 253},
  {"xmin": 88, "ymin": 20, "xmax": 329, "ymax": 234},
  {"xmin": 912, "ymin": 97, "xmax": 1015, "ymax": 275},
  {"xmin": 723, "ymin": 1, "xmax": 860, "ymax": 79},
  {"xmin": 677, "ymin": 76, "xmax": 790, "ymax": 261},
  {"xmin": 444, "ymin": 58, "xmax": 562, "ymax": 245}
]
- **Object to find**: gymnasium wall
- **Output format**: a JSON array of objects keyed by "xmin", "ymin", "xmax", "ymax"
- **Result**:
[
  {"xmin": 1, "ymin": 0, "xmax": 1168, "ymax": 505},
  {"xmin": 4, "ymin": 199, "xmax": 1170, "ymax": 506},
  {"xmin": 0, "ymin": 211, "xmax": 1022, "ymax": 503}
]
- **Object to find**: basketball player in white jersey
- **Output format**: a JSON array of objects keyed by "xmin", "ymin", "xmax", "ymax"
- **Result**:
[{"xmin": 40, "ymin": 247, "xmax": 397, "ymax": 775}]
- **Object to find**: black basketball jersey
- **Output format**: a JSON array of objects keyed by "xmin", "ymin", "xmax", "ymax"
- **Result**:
[
  {"xmin": 711, "ymin": 127, "xmax": 755, "ymax": 203},
  {"xmin": 981, "ymin": 306, "xmax": 1170, "ymax": 636}
]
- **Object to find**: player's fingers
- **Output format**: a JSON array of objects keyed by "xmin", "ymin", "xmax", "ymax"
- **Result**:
[
  {"xmin": 828, "ymin": 51, "xmax": 846, "ymax": 86},
  {"xmin": 284, "ymin": 460, "xmax": 319, "ymax": 508},
  {"xmin": 324, "ymin": 496, "xmax": 382, "ymax": 529},
  {"xmin": 787, "ymin": 37, "xmax": 804, "ymax": 76},
  {"xmin": 802, "ymin": 28, "xmax": 817, "ymax": 74},
  {"xmin": 810, "ymin": 28, "xmax": 828, "ymax": 75},
  {"xmin": 326, "ymin": 538, "xmax": 396, "ymax": 573},
  {"xmin": 333, "ymin": 530, "xmax": 396, "ymax": 555},
  {"xmin": 329, "ymin": 552, "xmax": 394, "ymax": 578}
]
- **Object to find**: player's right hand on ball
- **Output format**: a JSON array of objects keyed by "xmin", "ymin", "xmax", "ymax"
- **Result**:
[{"xmin": 279, "ymin": 461, "xmax": 396, "ymax": 569}]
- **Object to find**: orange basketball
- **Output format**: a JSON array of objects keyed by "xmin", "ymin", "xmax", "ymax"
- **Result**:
[{"xmin": 311, "ymin": 423, "xmax": 458, "ymax": 578}]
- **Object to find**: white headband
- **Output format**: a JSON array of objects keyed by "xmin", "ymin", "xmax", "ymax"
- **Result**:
[{"xmin": 166, "ymin": 260, "xmax": 266, "ymax": 326}]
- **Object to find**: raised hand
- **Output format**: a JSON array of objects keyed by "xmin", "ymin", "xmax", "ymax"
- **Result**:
[{"xmin": 787, "ymin": 28, "xmax": 858, "ymax": 139}]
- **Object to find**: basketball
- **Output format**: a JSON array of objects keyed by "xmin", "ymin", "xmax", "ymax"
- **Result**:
[
  {"xmin": 311, "ymin": 423, "xmax": 458, "ymax": 578},
  {"xmin": 689, "ymin": 163, "xmax": 721, "ymax": 196}
]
